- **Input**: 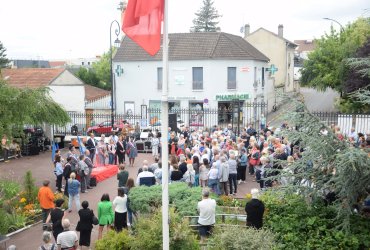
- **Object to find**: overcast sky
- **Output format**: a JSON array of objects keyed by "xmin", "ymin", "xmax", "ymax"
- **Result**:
[{"xmin": 0, "ymin": 0, "xmax": 368, "ymax": 60}]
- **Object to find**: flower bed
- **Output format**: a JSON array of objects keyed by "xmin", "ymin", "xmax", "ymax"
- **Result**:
[{"xmin": 0, "ymin": 171, "xmax": 41, "ymax": 234}]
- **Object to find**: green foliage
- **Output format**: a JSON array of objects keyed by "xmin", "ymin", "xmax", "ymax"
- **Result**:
[
  {"xmin": 261, "ymin": 191, "xmax": 370, "ymax": 249},
  {"xmin": 130, "ymin": 208, "xmax": 199, "ymax": 250},
  {"xmin": 129, "ymin": 182, "xmax": 205, "ymax": 216},
  {"xmin": 95, "ymin": 230, "xmax": 132, "ymax": 250},
  {"xmin": 278, "ymin": 97, "xmax": 370, "ymax": 230},
  {"xmin": 92, "ymin": 51, "xmax": 112, "ymax": 90},
  {"xmin": 75, "ymin": 67, "xmax": 101, "ymax": 88},
  {"xmin": 0, "ymin": 80, "xmax": 70, "ymax": 137},
  {"xmin": 0, "ymin": 179, "xmax": 21, "ymax": 203},
  {"xmin": 0, "ymin": 209, "xmax": 9, "ymax": 234},
  {"xmin": 190, "ymin": 0, "xmax": 221, "ymax": 32},
  {"xmin": 0, "ymin": 41, "xmax": 9, "ymax": 68},
  {"xmin": 301, "ymin": 17, "xmax": 370, "ymax": 96},
  {"xmin": 23, "ymin": 171, "xmax": 37, "ymax": 205},
  {"xmin": 5, "ymin": 213, "xmax": 28, "ymax": 233},
  {"xmin": 208, "ymin": 226, "xmax": 277, "ymax": 250},
  {"xmin": 95, "ymin": 208, "xmax": 199, "ymax": 250}
]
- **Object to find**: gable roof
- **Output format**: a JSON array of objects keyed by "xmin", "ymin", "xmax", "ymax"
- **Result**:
[
  {"xmin": 294, "ymin": 40, "xmax": 316, "ymax": 53},
  {"xmin": 114, "ymin": 32, "xmax": 269, "ymax": 62},
  {"xmin": 84, "ymin": 84, "xmax": 110, "ymax": 101},
  {"xmin": 1, "ymin": 68, "xmax": 65, "ymax": 88},
  {"xmin": 247, "ymin": 28, "xmax": 298, "ymax": 48}
]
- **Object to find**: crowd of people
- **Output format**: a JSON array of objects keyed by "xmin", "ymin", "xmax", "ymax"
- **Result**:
[{"xmin": 22, "ymin": 121, "xmax": 370, "ymax": 249}]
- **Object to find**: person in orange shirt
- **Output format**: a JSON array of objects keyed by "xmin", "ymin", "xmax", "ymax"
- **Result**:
[{"xmin": 38, "ymin": 180, "xmax": 55, "ymax": 230}]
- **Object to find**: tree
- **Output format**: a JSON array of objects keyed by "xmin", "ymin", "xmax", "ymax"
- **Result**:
[
  {"xmin": 338, "ymin": 38, "xmax": 370, "ymax": 112},
  {"xmin": 190, "ymin": 0, "xmax": 221, "ymax": 32},
  {"xmin": 92, "ymin": 50, "xmax": 112, "ymax": 90},
  {"xmin": 75, "ymin": 67, "xmax": 100, "ymax": 88},
  {"xmin": 300, "ymin": 17, "xmax": 370, "ymax": 94},
  {"xmin": 0, "ymin": 79, "xmax": 70, "ymax": 137},
  {"xmin": 0, "ymin": 41, "xmax": 9, "ymax": 69},
  {"xmin": 275, "ymin": 96, "xmax": 370, "ymax": 232}
]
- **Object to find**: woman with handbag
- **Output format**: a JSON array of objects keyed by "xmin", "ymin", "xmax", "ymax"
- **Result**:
[
  {"xmin": 45, "ymin": 199, "xmax": 66, "ymax": 241},
  {"xmin": 77, "ymin": 201, "xmax": 97, "ymax": 249}
]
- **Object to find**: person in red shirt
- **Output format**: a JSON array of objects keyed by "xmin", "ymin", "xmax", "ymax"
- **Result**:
[{"xmin": 38, "ymin": 180, "xmax": 55, "ymax": 230}]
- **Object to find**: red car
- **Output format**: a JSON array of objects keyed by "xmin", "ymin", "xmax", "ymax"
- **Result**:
[{"xmin": 86, "ymin": 120, "xmax": 131, "ymax": 136}]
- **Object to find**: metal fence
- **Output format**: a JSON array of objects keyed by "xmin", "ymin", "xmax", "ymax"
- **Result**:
[
  {"xmin": 312, "ymin": 112, "xmax": 370, "ymax": 135},
  {"xmin": 54, "ymin": 102, "xmax": 268, "ymax": 136}
]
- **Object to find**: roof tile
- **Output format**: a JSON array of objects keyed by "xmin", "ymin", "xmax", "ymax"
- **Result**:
[
  {"xmin": 114, "ymin": 32, "xmax": 269, "ymax": 62},
  {"xmin": 1, "ymin": 68, "xmax": 65, "ymax": 88}
]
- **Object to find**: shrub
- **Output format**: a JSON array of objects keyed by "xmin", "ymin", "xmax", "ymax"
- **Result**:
[
  {"xmin": 130, "ymin": 208, "xmax": 199, "ymax": 250},
  {"xmin": 129, "ymin": 183, "xmax": 206, "ymax": 216},
  {"xmin": 23, "ymin": 171, "xmax": 37, "ymax": 204},
  {"xmin": 95, "ymin": 230, "xmax": 132, "ymax": 250},
  {"xmin": 208, "ymin": 225, "xmax": 277, "ymax": 250},
  {"xmin": 94, "ymin": 208, "xmax": 199, "ymax": 250},
  {"xmin": 261, "ymin": 190, "xmax": 370, "ymax": 249}
]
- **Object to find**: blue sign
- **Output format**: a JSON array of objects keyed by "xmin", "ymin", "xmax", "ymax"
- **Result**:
[
  {"xmin": 115, "ymin": 65, "xmax": 123, "ymax": 77},
  {"xmin": 266, "ymin": 64, "xmax": 278, "ymax": 75}
]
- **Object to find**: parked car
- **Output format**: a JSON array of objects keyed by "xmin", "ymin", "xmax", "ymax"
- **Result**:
[{"xmin": 86, "ymin": 120, "xmax": 132, "ymax": 136}]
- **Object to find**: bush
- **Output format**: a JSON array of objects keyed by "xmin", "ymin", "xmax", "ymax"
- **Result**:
[
  {"xmin": 95, "ymin": 230, "xmax": 132, "ymax": 250},
  {"xmin": 130, "ymin": 208, "xmax": 199, "ymax": 250},
  {"xmin": 129, "ymin": 183, "xmax": 207, "ymax": 216},
  {"xmin": 0, "ymin": 179, "xmax": 20, "ymax": 204},
  {"xmin": 208, "ymin": 225, "xmax": 277, "ymax": 250},
  {"xmin": 261, "ymin": 190, "xmax": 370, "ymax": 249},
  {"xmin": 95, "ymin": 208, "xmax": 199, "ymax": 250},
  {"xmin": 23, "ymin": 171, "xmax": 37, "ymax": 205}
]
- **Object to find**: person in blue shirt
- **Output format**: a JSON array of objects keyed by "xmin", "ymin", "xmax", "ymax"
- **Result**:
[{"xmin": 54, "ymin": 155, "xmax": 64, "ymax": 193}]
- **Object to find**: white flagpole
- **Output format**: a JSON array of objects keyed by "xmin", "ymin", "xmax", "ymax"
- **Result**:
[{"xmin": 161, "ymin": 0, "xmax": 170, "ymax": 249}]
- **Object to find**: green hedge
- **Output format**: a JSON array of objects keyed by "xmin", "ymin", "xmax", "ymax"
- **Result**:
[
  {"xmin": 261, "ymin": 191, "xmax": 370, "ymax": 249},
  {"xmin": 129, "ymin": 183, "xmax": 207, "ymax": 216}
]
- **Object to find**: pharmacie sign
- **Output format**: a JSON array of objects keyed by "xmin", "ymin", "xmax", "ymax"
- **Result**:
[{"xmin": 215, "ymin": 93, "xmax": 250, "ymax": 101}]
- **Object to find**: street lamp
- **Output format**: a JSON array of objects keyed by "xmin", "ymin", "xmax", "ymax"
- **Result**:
[
  {"xmin": 110, "ymin": 20, "xmax": 121, "ymax": 129},
  {"xmin": 323, "ymin": 17, "xmax": 344, "ymax": 32}
]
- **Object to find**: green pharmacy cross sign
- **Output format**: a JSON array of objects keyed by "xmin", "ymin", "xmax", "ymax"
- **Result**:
[
  {"xmin": 115, "ymin": 65, "xmax": 123, "ymax": 77},
  {"xmin": 266, "ymin": 64, "xmax": 278, "ymax": 75}
]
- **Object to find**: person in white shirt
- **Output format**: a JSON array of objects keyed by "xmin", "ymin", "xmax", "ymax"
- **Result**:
[
  {"xmin": 56, "ymin": 219, "xmax": 78, "ymax": 250},
  {"xmin": 197, "ymin": 189, "xmax": 216, "ymax": 243},
  {"xmin": 113, "ymin": 187, "xmax": 128, "ymax": 231},
  {"xmin": 136, "ymin": 166, "xmax": 155, "ymax": 186}
]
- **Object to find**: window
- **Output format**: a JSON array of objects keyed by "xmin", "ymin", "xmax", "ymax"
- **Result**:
[
  {"xmin": 81, "ymin": 62, "xmax": 85, "ymax": 66},
  {"xmin": 157, "ymin": 67, "xmax": 162, "ymax": 90},
  {"xmin": 262, "ymin": 67, "xmax": 265, "ymax": 87},
  {"xmin": 192, "ymin": 67, "xmax": 203, "ymax": 90},
  {"xmin": 227, "ymin": 67, "xmax": 237, "ymax": 89},
  {"xmin": 253, "ymin": 67, "xmax": 257, "ymax": 88}
]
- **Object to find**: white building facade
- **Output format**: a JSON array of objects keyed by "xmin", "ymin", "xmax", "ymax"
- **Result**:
[{"xmin": 113, "ymin": 33, "xmax": 272, "ymax": 127}]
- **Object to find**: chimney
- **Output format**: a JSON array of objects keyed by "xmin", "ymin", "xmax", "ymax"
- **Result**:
[
  {"xmin": 244, "ymin": 24, "xmax": 250, "ymax": 39},
  {"xmin": 278, "ymin": 24, "xmax": 283, "ymax": 37}
]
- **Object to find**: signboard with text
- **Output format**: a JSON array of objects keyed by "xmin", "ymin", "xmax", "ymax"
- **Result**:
[{"xmin": 215, "ymin": 93, "xmax": 250, "ymax": 101}]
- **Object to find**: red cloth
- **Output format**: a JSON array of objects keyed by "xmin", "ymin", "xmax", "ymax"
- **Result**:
[
  {"xmin": 91, "ymin": 165, "xmax": 118, "ymax": 183},
  {"xmin": 122, "ymin": 0, "xmax": 163, "ymax": 56}
]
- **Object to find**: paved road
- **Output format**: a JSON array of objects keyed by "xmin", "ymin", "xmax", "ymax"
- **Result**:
[{"xmin": 0, "ymin": 150, "xmax": 258, "ymax": 249}]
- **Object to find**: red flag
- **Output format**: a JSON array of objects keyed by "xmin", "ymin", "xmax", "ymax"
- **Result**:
[{"xmin": 122, "ymin": 0, "xmax": 164, "ymax": 56}]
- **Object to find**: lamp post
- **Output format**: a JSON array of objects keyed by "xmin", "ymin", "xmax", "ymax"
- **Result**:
[
  {"xmin": 110, "ymin": 20, "xmax": 121, "ymax": 129},
  {"xmin": 323, "ymin": 17, "xmax": 344, "ymax": 32}
]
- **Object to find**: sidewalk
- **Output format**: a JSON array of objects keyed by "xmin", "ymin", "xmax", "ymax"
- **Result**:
[{"xmin": 0, "ymin": 151, "xmax": 258, "ymax": 249}]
